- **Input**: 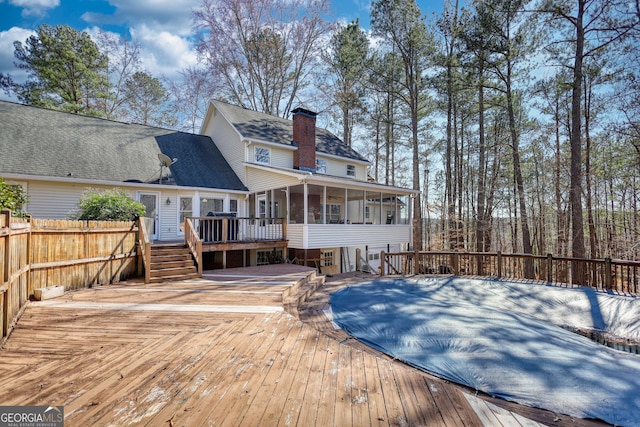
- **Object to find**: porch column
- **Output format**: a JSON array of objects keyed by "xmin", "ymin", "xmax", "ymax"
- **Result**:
[
  {"xmin": 285, "ymin": 187, "xmax": 290, "ymax": 224},
  {"xmin": 303, "ymin": 182, "xmax": 308, "ymax": 225},
  {"xmin": 344, "ymin": 188, "xmax": 348, "ymax": 224},
  {"xmin": 322, "ymin": 186, "xmax": 327, "ymax": 224},
  {"xmin": 363, "ymin": 190, "xmax": 367, "ymax": 223}
]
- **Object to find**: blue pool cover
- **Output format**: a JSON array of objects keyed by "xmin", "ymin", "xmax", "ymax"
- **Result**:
[{"xmin": 329, "ymin": 277, "xmax": 640, "ymax": 426}]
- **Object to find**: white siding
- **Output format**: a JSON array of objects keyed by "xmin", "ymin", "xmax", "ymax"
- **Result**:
[
  {"xmin": 246, "ymin": 168, "xmax": 300, "ymax": 193},
  {"xmin": 264, "ymin": 144, "xmax": 293, "ymax": 169},
  {"xmin": 24, "ymin": 181, "xmax": 138, "ymax": 219},
  {"xmin": 323, "ymin": 156, "xmax": 367, "ymax": 180},
  {"xmin": 202, "ymin": 109, "xmax": 247, "ymax": 184},
  {"xmin": 287, "ymin": 224, "xmax": 411, "ymax": 249}
]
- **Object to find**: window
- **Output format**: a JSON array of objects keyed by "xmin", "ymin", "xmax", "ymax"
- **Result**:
[
  {"xmin": 254, "ymin": 147, "xmax": 270, "ymax": 164},
  {"xmin": 346, "ymin": 164, "xmax": 356, "ymax": 177},
  {"xmin": 329, "ymin": 204, "xmax": 341, "ymax": 223},
  {"xmin": 365, "ymin": 206, "xmax": 371, "ymax": 222},
  {"xmin": 179, "ymin": 197, "xmax": 192, "ymax": 232},
  {"xmin": 321, "ymin": 251, "xmax": 334, "ymax": 266},
  {"xmin": 316, "ymin": 158, "xmax": 327, "ymax": 173},
  {"xmin": 200, "ymin": 198, "xmax": 224, "ymax": 216},
  {"xmin": 229, "ymin": 199, "xmax": 238, "ymax": 214}
]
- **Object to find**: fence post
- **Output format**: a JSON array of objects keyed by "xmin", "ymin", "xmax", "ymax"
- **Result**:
[
  {"xmin": 452, "ymin": 252, "xmax": 459, "ymax": 275},
  {"xmin": 414, "ymin": 249, "xmax": 419, "ymax": 275},
  {"xmin": 547, "ymin": 253, "xmax": 553, "ymax": 283},
  {"xmin": 604, "ymin": 257, "xmax": 612, "ymax": 290},
  {"xmin": 497, "ymin": 251, "xmax": 502, "ymax": 279},
  {"xmin": 380, "ymin": 251, "xmax": 386, "ymax": 276}
]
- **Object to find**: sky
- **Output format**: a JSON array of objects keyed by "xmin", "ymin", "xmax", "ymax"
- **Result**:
[{"xmin": 0, "ymin": 0, "xmax": 443, "ymax": 102}]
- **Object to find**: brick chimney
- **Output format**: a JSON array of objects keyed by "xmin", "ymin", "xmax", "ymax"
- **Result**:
[{"xmin": 292, "ymin": 107, "xmax": 317, "ymax": 172}]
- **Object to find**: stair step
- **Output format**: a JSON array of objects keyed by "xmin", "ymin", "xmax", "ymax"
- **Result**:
[
  {"xmin": 148, "ymin": 272, "xmax": 200, "ymax": 283},
  {"xmin": 151, "ymin": 254, "xmax": 192, "ymax": 262},
  {"xmin": 150, "ymin": 266, "xmax": 197, "ymax": 278},
  {"xmin": 151, "ymin": 260, "xmax": 193, "ymax": 269}
]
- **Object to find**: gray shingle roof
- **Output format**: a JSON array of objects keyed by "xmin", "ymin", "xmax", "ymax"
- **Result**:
[
  {"xmin": 212, "ymin": 100, "xmax": 369, "ymax": 163},
  {"xmin": 0, "ymin": 101, "xmax": 247, "ymax": 191}
]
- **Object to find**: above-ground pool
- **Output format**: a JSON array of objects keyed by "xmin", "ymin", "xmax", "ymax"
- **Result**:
[{"xmin": 329, "ymin": 277, "xmax": 640, "ymax": 427}]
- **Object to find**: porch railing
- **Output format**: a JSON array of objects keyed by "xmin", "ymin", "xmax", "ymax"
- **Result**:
[
  {"xmin": 381, "ymin": 251, "xmax": 639, "ymax": 295},
  {"xmin": 137, "ymin": 217, "xmax": 152, "ymax": 283},
  {"xmin": 184, "ymin": 218, "xmax": 202, "ymax": 276},
  {"xmin": 189, "ymin": 217, "xmax": 286, "ymax": 244}
]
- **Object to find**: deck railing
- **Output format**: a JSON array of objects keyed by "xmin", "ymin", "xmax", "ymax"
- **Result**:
[
  {"xmin": 189, "ymin": 217, "xmax": 286, "ymax": 244},
  {"xmin": 137, "ymin": 217, "xmax": 152, "ymax": 283},
  {"xmin": 184, "ymin": 218, "xmax": 202, "ymax": 277},
  {"xmin": 381, "ymin": 251, "xmax": 639, "ymax": 295}
]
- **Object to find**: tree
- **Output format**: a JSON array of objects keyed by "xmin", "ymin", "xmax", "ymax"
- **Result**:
[
  {"xmin": 537, "ymin": 0, "xmax": 640, "ymax": 283},
  {"xmin": 93, "ymin": 29, "xmax": 142, "ymax": 120},
  {"xmin": 122, "ymin": 71, "xmax": 175, "ymax": 127},
  {"xmin": 168, "ymin": 66, "xmax": 220, "ymax": 133},
  {"xmin": 11, "ymin": 24, "xmax": 108, "ymax": 115},
  {"xmin": 75, "ymin": 188, "xmax": 145, "ymax": 221},
  {"xmin": 0, "ymin": 178, "xmax": 28, "ymax": 217},
  {"xmin": 324, "ymin": 20, "xmax": 370, "ymax": 147},
  {"xmin": 193, "ymin": 0, "xmax": 333, "ymax": 117},
  {"xmin": 371, "ymin": 0, "xmax": 434, "ymax": 250}
]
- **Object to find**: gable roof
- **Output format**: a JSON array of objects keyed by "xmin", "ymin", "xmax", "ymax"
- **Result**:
[
  {"xmin": 0, "ymin": 101, "xmax": 247, "ymax": 191},
  {"xmin": 211, "ymin": 100, "xmax": 369, "ymax": 163}
]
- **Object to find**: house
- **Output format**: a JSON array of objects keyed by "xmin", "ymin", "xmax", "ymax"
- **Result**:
[
  {"xmin": 1, "ymin": 99, "xmax": 416, "ymax": 272},
  {"xmin": 0, "ymin": 100, "xmax": 247, "ymax": 245},
  {"xmin": 200, "ymin": 100, "xmax": 417, "ymax": 272}
]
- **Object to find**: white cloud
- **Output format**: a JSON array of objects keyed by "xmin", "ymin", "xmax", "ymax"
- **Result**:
[
  {"xmin": 82, "ymin": 0, "xmax": 200, "ymax": 36},
  {"xmin": 9, "ymin": 0, "xmax": 59, "ymax": 17},
  {"xmin": 0, "ymin": 26, "xmax": 33, "ymax": 79},
  {"xmin": 130, "ymin": 24, "xmax": 197, "ymax": 80}
]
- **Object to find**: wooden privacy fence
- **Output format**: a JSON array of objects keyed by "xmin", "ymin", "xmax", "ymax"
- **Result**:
[
  {"xmin": 1, "ymin": 209, "xmax": 139, "ymax": 342},
  {"xmin": 381, "ymin": 250, "xmax": 639, "ymax": 295}
]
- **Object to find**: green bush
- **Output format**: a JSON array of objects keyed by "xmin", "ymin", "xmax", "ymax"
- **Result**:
[
  {"xmin": 76, "ymin": 188, "xmax": 146, "ymax": 221},
  {"xmin": 0, "ymin": 177, "xmax": 29, "ymax": 216}
]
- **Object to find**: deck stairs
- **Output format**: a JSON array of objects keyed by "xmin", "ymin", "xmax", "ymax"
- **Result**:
[
  {"xmin": 283, "ymin": 270, "xmax": 326, "ymax": 317},
  {"xmin": 149, "ymin": 242, "xmax": 199, "ymax": 283}
]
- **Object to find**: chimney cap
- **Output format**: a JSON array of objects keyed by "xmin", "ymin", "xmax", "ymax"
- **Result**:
[{"xmin": 292, "ymin": 107, "xmax": 317, "ymax": 118}]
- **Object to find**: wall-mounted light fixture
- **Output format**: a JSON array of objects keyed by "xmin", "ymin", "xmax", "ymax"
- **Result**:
[{"xmin": 166, "ymin": 197, "xmax": 171, "ymax": 205}]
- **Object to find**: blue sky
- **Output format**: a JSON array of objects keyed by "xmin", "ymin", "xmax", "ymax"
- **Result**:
[{"xmin": 0, "ymin": 0, "xmax": 443, "ymax": 100}]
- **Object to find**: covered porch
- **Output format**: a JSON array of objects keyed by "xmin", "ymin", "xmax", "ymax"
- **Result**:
[{"xmin": 246, "ymin": 177, "xmax": 416, "ymax": 250}]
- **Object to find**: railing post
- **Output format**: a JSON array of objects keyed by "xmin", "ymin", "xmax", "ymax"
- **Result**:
[
  {"xmin": 380, "ymin": 251, "xmax": 386, "ymax": 276},
  {"xmin": 497, "ymin": 251, "xmax": 502, "ymax": 279},
  {"xmin": 222, "ymin": 218, "xmax": 228, "ymax": 243},
  {"xmin": 452, "ymin": 252, "xmax": 459, "ymax": 275},
  {"xmin": 414, "ymin": 249, "xmax": 419, "ymax": 275},
  {"xmin": 547, "ymin": 253, "xmax": 553, "ymax": 283},
  {"xmin": 604, "ymin": 257, "xmax": 612, "ymax": 290},
  {"xmin": 355, "ymin": 248, "xmax": 361, "ymax": 272}
]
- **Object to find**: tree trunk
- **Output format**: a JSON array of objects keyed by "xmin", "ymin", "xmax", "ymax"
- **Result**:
[{"xmin": 570, "ymin": 0, "xmax": 586, "ymax": 284}]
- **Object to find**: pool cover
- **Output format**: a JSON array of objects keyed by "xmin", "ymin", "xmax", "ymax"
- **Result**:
[{"xmin": 329, "ymin": 277, "xmax": 640, "ymax": 426}]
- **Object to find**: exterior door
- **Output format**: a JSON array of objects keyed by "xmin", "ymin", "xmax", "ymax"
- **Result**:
[{"xmin": 139, "ymin": 193, "xmax": 159, "ymax": 240}]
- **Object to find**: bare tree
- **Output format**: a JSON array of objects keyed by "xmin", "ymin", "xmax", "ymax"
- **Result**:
[
  {"xmin": 168, "ymin": 66, "xmax": 220, "ymax": 133},
  {"xmin": 193, "ymin": 0, "xmax": 332, "ymax": 117},
  {"xmin": 93, "ymin": 29, "xmax": 141, "ymax": 120}
]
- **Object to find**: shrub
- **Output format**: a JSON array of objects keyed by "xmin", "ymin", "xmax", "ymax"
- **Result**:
[
  {"xmin": 0, "ymin": 177, "xmax": 29, "ymax": 216},
  {"xmin": 76, "ymin": 188, "xmax": 146, "ymax": 221}
]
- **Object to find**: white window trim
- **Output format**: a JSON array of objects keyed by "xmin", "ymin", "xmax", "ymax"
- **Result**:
[{"xmin": 346, "ymin": 164, "xmax": 356, "ymax": 177}]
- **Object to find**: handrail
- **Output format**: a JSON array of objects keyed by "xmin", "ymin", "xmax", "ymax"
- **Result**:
[
  {"xmin": 137, "ymin": 217, "xmax": 152, "ymax": 283},
  {"xmin": 189, "ymin": 216, "xmax": 286, "ymax": 243},
  {"xmin": 382, "ymin": 250, "xmax": 639, "ymax": 295},
  {"xmin": 184, "ymin": 218, "xmax": 202, "ymax": 277}
]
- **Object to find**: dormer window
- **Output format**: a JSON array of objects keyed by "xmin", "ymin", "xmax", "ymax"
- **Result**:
[
  {"xmin": 316, "ymin": 158, "xmax": 327, "ymax": 173},
  {"xmin": 346, "ymin": 164, "xmax": 356, "ymax": 177},
  {"xmin": 254, "ymin": 147, "xmax": 270, "ymax": 164}
]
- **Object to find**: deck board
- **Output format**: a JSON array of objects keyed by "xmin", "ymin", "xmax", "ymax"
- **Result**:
[{"xmin": 0, "ymin": 265, "xmax": 611, "ymax": 426}]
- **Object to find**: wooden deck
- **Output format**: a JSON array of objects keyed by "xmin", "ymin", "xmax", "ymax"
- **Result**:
[{"xmin": 0, "ymin": 265, "xmax": 609, "ymax": 426}]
